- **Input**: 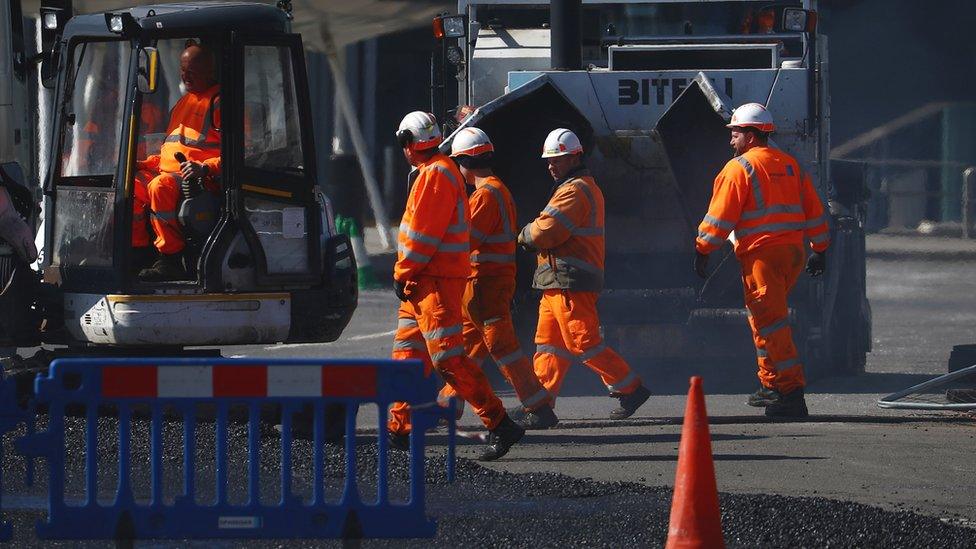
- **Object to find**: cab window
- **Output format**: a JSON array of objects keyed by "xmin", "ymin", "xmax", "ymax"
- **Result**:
[
  {"xmin": 243, "ymin": 45, "xmax": 304, "ymax": 173},
  {"xmin": 60, "ymin": 41, "xmax": 130, "ymax": 178}
]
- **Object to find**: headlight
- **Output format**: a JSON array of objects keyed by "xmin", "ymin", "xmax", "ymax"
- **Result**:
[
  {"xmin": 433, "ymin": 14, "xmax": 466, "ymax": 40},
  {"xmin": 783, "ymin": 8, "xmax": 809, "ymax": 32},
  {"xmin": 42, "ymin": 11, "xmax": 59, "ymax": 30},
  {"xmin": 109, "ymin": 14, "xmax": 124, "ymax": 33},
  {"xmin": 441, "ymin": 16, "xmax": 466, "ymax": 38}
]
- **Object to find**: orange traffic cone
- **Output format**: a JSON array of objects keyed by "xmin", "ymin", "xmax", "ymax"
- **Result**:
[{"xmin": 665, "ymin": 376, "xmax": 724, "ymax": 549}]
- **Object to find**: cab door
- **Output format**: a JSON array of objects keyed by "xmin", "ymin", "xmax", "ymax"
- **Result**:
[{"xmin": 225, "ymin": 33, "xmax": 321, "ymax": 287}]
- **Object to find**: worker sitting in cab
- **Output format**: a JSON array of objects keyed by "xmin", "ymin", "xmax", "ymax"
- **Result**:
[{"xmin": 133, "ymin": 40, "xmax": 221, "ymax": 281}]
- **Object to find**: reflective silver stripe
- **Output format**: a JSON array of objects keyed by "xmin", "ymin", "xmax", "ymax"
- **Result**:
[
  {"xmin": 496, "ymin": 349, "xmax": 525, "ymax": 367},
  {"xmin": 756, "ymin": 347, "xmax": 769, "ymax": 358},
  {"xmin": 431, "ymin": 346, "xmax": 464, "ymax": 362},
  {"xmin": 758, "ymin": 317, "xmax": 790, "ymax": 338},
  {"xmin": 470, "ymin": 227, "xmax": 487, "ymax": 241},
  {"xmin": 740, "ymin": 203, "xmax": 804, "ymax": 221},
  {"xmin": 606, "ymin": 371, "xmax": 638, "ymax": 393},
  {"xmin": 169, "ymin": 94, "xmax": 220, "ymax": 147},
  {"xmin": 578, "ymin": 342, "xmax": 606, "ymax": 361},
  {"xmin": 697, "ymin": 231, "xmax": 724, "ymax": 246},
  {"xmin": 482, "ymin": 184, "xmax": 514, "ymax": 236},
  {"xmin": 805, "ymin": 215, "xmax": 827, "ymax": 228},
  {"xmin": 774, "ymin": 357, "xmax": 800, "ymax": 372},
  {"xmin": 151, "ymin": 210, "xmax": 177, "ymax": 222},
  {"xmin": 397, "ymin": 318, "xmax": 419, "ymax": 330},
  {"xmin": 399, "ymin": 246, "xmax": 431, "ymax": 264},
  {"xmin": 482, "ymin": 316, "xmax": 502, "ymax": 326},
  {"xmin": 809, "ymin": 232, "xmax": 831, "ymax": 244},
  {"xmin": 471, "ymin": 252, "xmax": 515, "ymax": 263},
  {"xmin": 736, "ymin": 156, "xmax": 765, "ymax": 210},
  {"xmin": 164, "ymin": 134, "xmax": 220, "ymax": 149},
  {"xmin": 521, "ymin": 389, "xmax": 550, "ymax": 408},
  {"xmin": 556, "ymin": 256, "xmax": 603, "ymax": 275},
  {"xmin": 736, "ymin": 221, "xmax": 808, "ymax": 238},
  {"xmin": 703, "ymin": 214, "xmax": 736, "ymax": 231},
  {"xmin": 544, "ymin": 205, "xmax": 577, "ymax": 232},
  {"xmin": 399, "ymin": 222, "xmax": 441, "ymax": 247},
  {"xmin": 438, "ymin": 242, "xmax": 468, "ymax": 253},
  {"xmin": 575, "ymin": 181, "xmax": 599, "ymax": 229},
  {"xmin": 536, "ymin": 344, "xmax": 574, "ymax": 361},
  {"xmin": 393, "ymin": 339, "xmax": 427, "ymax": 351},
  {"xmin": 446, "ymin": 199, "xmax": 467, "ymax": 233},
  {"xmin": 432, "ymin": 164, "xmax": 461, "ymax": 188},
  {"xmin": 520, "ymin": 224, "xmax": 534, "ymax": 247},
  {"xmin": 423, "ymin": 324, "xmax": 462, "ymax": 340},
  {"xmin": 481, "ymin": 233, "xmax": 514, "ymax": 243}
]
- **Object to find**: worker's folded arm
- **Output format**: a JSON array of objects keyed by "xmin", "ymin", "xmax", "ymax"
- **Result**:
[{"xmin": 523, "ymin": 184, "xmax": 586, "ymax": 250}]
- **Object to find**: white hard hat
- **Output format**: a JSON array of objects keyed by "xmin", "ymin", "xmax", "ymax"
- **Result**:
[
  {"xmin": 396, "ymin": 111, "xmax": 442, "ymax": 150},
  {"xmin": 726, "ymin": 103, "xmax": 776, "ymax": 133},
  {"xmin": 541, "ymin": 128, "xmax": 583, "ymax": 158},
  {"xmin": 451, "ymin": 127, "xmax": 494, "ymax": 157}
]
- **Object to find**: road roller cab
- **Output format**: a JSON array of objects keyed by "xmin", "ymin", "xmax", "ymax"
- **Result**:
[{"xmin": 18, "ymin": 2, "xmax": 357, "ymax": 347}]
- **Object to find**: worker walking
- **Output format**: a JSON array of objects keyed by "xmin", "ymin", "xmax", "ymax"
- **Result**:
[
  {"xmin": 694, "ymin": 103, "xmax": 830, "ymax": 418},
  {"xmin": 517, "ymin": 128, "xmax": 651, "ymax": 425},
  {"xmin": 389, "ymin": 112, "xmax": 524, "ymax": 461},
  {"xmin": 133, "ymin": 41, "xmax": 221, "ymax": 281},
  {"xmin": 437, "ymin": 128, "xmax": 558, "ymax": 429}
]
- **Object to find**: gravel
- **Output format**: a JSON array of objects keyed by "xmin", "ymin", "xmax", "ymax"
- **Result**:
[{"xmin": 1, "ymin": 415, "xmax": 974, "ymax": 548}]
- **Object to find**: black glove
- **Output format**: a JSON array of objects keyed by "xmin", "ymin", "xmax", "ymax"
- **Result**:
[
  {"xmin": 694, "ymin": 251, "xmax": 709, "ymax": 279},
  {"xmin": 806, "ymin": 251, "xmax": 826, "ymax": 277},
  {"xmin": 393, "ymin": 279, "xmax": 409, "ymax": 302},
  {"xmin": 175, "ymin": 152, "xmax": 201, "ymax": 199},
  {"xmin": 517, "ymin": 231, "xmax": 536, "ymax": 252}
]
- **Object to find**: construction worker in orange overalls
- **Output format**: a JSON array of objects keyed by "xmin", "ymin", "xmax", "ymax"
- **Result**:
[
  {"xmin": 388, "ymin": 112, "xmax": 524, "ymax": 461},
  {"xmin": 516, "ymin": 129, "xmax": 651, "ymax": 425},
  {"xmin": 436, "ymin": 127, "xmax": 558, "ymax": 429},
  {"xmin": 695, "ymin": 102, "xmax": 831, "ymax": 418},
  {"xmin": 133, "ymin": 41, "xmax": 221, "ymax": 281}
]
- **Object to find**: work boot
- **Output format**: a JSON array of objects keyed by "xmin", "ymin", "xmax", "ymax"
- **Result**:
[
  {"xmin": 747, "ymin": 385, "xmax": 782, "ymax": 407},
  {"xmin": 609, "ymin": 384, "xmax": 651, "ymax": 420},
  {"xmin": 764, "ymin": 388, "xmax": 808, "ymax": 418},
  {"xmin": 477, "ymin": 415, "xmax": 524, "ymax": 462},
  {"xmin": 138, "ymin": 252, "xmax": 189, "ymax": 281},
  {"xmin": 515, "ymin": 405, "xmax": 559, "ymax": 430},
  {"xmin": 506, "ymin": 404, "xmax": 527, "ymax": 423},
  {"xmin": 387, "ymin": 430, "xmax": 410, "ymax": 452}
]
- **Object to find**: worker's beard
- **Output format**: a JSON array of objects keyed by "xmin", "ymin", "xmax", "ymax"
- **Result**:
[{"xmin": 179, "ymin": 82, "xmax": 188, "ymax": 96}]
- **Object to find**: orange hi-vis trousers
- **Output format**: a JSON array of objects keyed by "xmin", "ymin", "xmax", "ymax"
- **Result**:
[
  {"xmin": 389, "ymin": 276, "xmax": 506, "ymax": 435},
  {"xmin": 740, "ymin": 243, "xmax": 807, "ymax": 394},
  {"xmin": 438, "ymin": 276, "xmax": 553, "ymax": 412},
  {"xmin": 132, "ymin": 170, "xmax": 184, "ymax": 254},
  {"xmin": 533, "ymin": 289, "xmax": 640, "ymax": 401}
]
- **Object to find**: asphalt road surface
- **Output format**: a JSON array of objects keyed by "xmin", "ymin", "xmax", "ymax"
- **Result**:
[
  {"xmin": 229, "ymin": 255, "xmax": 976, "ymax": 523},
  {"xmin": 3, "ymin": 251, "xmax": 975, "ymax": 546}
]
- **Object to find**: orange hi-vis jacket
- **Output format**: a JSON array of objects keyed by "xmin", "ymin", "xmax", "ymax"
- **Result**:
[
  {"xmin": 469, "ymin": 176, "xmax": 518, "ymax": 279},
  {"xmin": 696, "ymin": 146, "xmax": 830, "ymax": 256},
  {"xmin": 520, "ymin": 167, "xmax": 606, "ymax": 292},
  {"xmin": 395, "ymin": 153, "xmax": 471, "ymax": 281},
  {"xmin": 138, "ymin": 84, "xmax": 222, "ymax": 179}
]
